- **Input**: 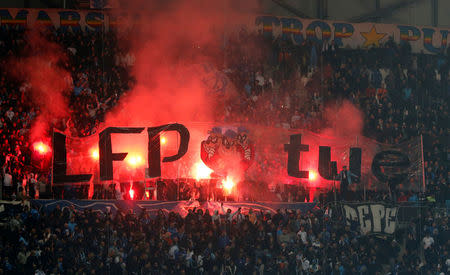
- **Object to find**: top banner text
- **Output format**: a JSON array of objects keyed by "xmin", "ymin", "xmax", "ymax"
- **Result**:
[{"xmin": 0, "ymin": 9, "xmax": 448, "ymax": 54}]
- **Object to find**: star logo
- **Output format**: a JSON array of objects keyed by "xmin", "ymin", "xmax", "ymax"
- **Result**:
[{"xmin": 360, "ymin": 26, "xmax": 387, "ymax": 47}]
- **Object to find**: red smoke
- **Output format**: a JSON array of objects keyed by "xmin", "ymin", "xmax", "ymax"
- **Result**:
[
  {"xmin": 321, "ymin": 100, "xmax": 364, "ymax": 138},
  {"xmin": 91, "ymin": 0, "xmax": 261, "ymax": 189},
  {"xmin": 8, "ymin": 30, "xmax": 71, "ymax": 141},
  {"xmin": 105, "ymin": 0, "xmax": 258, "ymax": 127}
]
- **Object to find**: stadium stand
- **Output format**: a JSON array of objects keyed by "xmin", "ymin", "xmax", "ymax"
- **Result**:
[{"xmin": 0, "ymin": 9, "xmax": 448, "ymax": 275}]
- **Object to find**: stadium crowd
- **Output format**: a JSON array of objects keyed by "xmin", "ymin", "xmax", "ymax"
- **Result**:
[
  {"xmin": 0, "ymin": 201, "xmax": 450, "ymax": 275},
  {"xmin": 0, "ymin": 28, "xmax": 131, "ymax": 200},
  {"xmin": 149, "ymin": 30, "xmax": 449, "ymax": 204},
  {"xmin": 0, "ymin": 21, "xmax": 447, "ymax": 204},
  {"xmin": 0, "ymin": 25, "xmax": 448, "ymax": 203},
  {"xmin": 222, "ymin": 31, "xmax": 448, "ymax": 197},
  {"xmin": 0, "ymin": 14, "xmax": 447, "ymax": 275},
  {"xmin": 0, "ymin": 202, "xmax": 448, "ymax": 274}
]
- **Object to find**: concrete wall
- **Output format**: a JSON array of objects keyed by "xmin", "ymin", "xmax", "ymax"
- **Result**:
[
  {"xmin": 327, "ymin": 0, "xmax": 376, "ymax": 22},
  {"xmin": 437, "ymin": 0, "xmax": 450, "ymax": 28},
  {"xmin": 380, "ymin": 0, "xmax": 432, "ymax": 26},
  {"xmin": 261, "ymin": 0, "xmax": 449, "ymax": 28},
  {"xmin": 261, "ymin": 0, "xmax": 315, "ymax": 17}
]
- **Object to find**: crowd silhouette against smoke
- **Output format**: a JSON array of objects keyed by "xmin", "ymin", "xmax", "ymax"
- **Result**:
[{"xmin": 0, "ymin": 0, "xmax": 448, "ymax": 274}]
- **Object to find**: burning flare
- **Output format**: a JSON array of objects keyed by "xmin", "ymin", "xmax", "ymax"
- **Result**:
[
  {"xmin": 126, "ymin": 154, "xmax": 143, "ymax": 168},
  {"xmin": 33, "ymin": 141, "xmax": 50, "ymax": 155},
  {"xmin": 221, "ymin": 176, "xmax": 235, "ymax": 194},
  {"xmin": 309, "ymin": 171, "xmax": 317, "ymax": 181},
  {"xmin": 91, "ymin": 148, "xmax": 99, "ymax": 160},
  {"xmin": 193, "ymin": 161, "xmax": 213, "ymax": 181}
]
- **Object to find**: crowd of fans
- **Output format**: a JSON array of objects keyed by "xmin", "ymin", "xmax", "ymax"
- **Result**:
[
  {"xmin": 0, "ymin": 22, "xmax": 448, "ymax": 203},
  {"xmin": 0, "ymin": 27, "xmax": 131, "ymax": 200},
  {"xmin": 0, "ymin": 15, "xmax": 447, "ymax": 275},
  {"xmin": 0, "ymin": 201, "xmax": 448, "ymax": 274},
  {"xmin": 220, "ymin": 30, "xmax": 448, "ymax": 203}
]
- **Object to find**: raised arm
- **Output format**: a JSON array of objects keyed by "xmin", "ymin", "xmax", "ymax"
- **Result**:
[
  {"xmin": 230, "ymin": 207, "xmax": 241, "ymax": 219},
  {"xmin": 221, "ymin": 202, "xmax": 226, "ymax": 214}
]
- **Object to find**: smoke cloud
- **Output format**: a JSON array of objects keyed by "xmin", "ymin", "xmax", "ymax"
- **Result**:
[
  {"xmin": 8, "ymin": 30, "xmax": 71, "ymax": 142},
  {"xmin": 320, "ymin": 100, "xmax": 364, "ymax": 138},
  {"xmin": 105, "ymin": 0, "xmax": 259, "ymax": 127}
]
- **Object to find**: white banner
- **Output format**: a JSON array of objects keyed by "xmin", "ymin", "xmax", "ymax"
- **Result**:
[
  {"xmin": 342, "ymin": 202, "xmax": 398, "ymax": 235},
  {"xmin": 255, "ymin": 15, "xmax": 449, "ymax": 54}
]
